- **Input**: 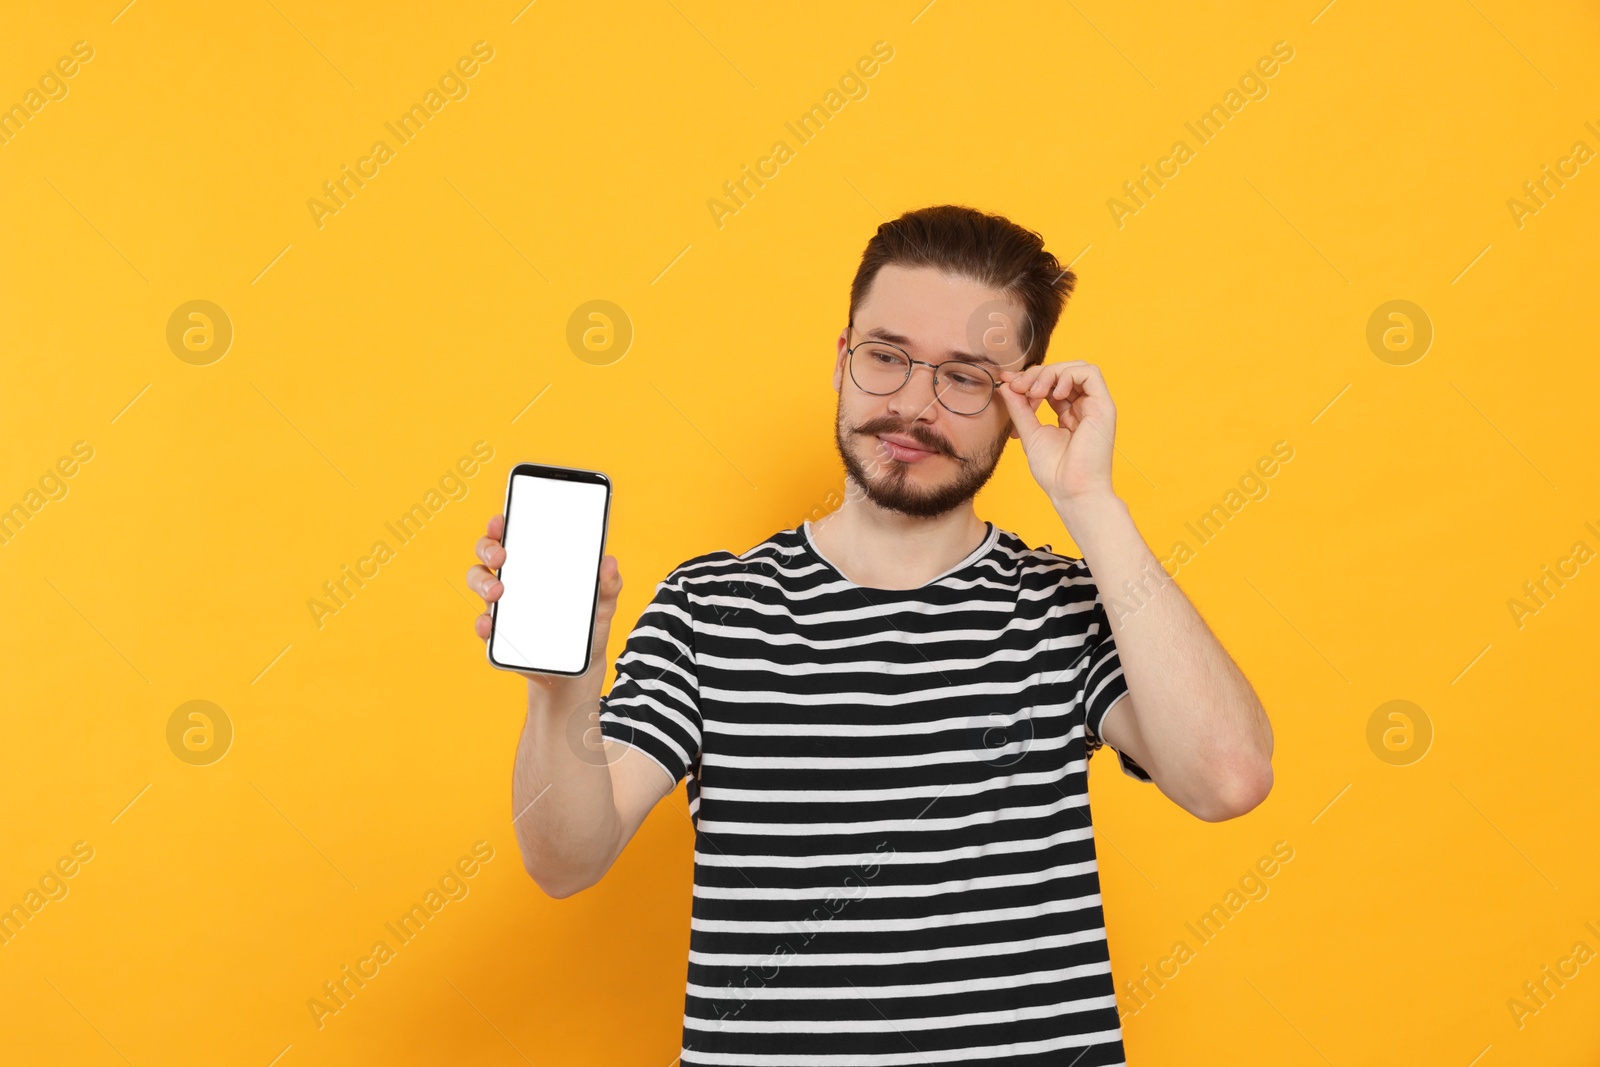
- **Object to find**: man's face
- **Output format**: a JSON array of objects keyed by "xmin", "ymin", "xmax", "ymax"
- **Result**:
[{"xmin": 832, "ymin": 264, "xmax": 1034, "ymax": 519}]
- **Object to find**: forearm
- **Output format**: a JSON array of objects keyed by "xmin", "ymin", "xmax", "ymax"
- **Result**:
[
  {"xmin": 512, "ymin": 679, "xmax": 623, "ymax": 898},
  {"xmin": 1056, "ymin": 491, "xmax": 1273, "ymax": 809}
]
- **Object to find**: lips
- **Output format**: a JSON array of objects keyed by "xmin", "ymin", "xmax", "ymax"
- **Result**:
[
  {"xmin": 878, "ymin": 433, "xmax": 932, "ymax": 452},
  {"xmin": 876, "ymin": 433, "xmax": 940, "ymax": 461}
]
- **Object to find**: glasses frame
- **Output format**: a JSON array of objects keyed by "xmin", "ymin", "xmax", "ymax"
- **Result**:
[{"xmin": 844, "ymin": 332, "xmax": 1000, "ymax": 416}]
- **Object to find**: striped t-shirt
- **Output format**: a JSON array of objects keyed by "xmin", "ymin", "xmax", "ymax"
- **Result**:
[{"xmin": 599, "ymin": 519, "xmax": 1154, "ymax": 1066}]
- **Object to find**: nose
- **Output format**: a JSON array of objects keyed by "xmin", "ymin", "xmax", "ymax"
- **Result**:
[{"xmin": 886, "ymin": 360, "xmax": 941, "ymax": 421}]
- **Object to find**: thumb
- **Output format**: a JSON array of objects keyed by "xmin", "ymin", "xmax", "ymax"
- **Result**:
[{"xmin": 998, "ymin": 380, "xmax": 1043, "ymax": 442}]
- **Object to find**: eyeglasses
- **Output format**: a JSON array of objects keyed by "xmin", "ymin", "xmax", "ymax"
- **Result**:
[{"xmin": 846, "ymin": 335, "xmax": 998, "ymax": 416}]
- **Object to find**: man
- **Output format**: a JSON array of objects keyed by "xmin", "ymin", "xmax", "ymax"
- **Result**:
[{"xmin": 467, "ymin": 204, "xmax": 1274, "ymax": 1065}]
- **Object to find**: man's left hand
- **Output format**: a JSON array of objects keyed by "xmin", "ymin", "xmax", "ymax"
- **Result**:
[{"xmin": 997, "ymin": 360, "xmax": 1118, "ymax": 507}]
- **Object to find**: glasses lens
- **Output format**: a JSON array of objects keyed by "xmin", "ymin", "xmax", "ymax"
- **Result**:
[
  {"xmin": 851, "ymin": 343, "xmax": 910, "ymax": 394},
  {"xmin": 936, "ymin": 362, "xmax": 994, "ymax": 414}
]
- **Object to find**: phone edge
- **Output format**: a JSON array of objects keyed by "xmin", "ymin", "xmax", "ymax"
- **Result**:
[{"xmin": 485, "ymin": 463, "xmax": 612, "ymax": 678}]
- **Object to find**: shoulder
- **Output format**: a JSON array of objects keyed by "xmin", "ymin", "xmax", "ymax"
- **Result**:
[
  {"xmin": 988, "ymin": 528, "xmax": 1109, "ymax": 639},
  {"xmin": 991, "ymin": 527, "xmax": 1100, "ymax": 593},
  {"xmin": 661, "ymin": 527, "xmax": 804, "ymax": 599}
]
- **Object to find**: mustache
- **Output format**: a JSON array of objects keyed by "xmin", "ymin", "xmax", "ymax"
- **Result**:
[{"xmin": 855, "ymin": 419, "xmax": 953, "ymax": 456}]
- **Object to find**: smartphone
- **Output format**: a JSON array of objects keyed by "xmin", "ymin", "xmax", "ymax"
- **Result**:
[{"xmin": 487, "ymin": 463, "xmax": 612, "ymax": 676}]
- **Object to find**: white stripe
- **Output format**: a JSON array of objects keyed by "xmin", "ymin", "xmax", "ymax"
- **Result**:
[
  {"xmin": 701, "ymin": 609, "xmax": 1068, "ymax": 650},
  {"xmin": 693, "ymin": 821, "xmax": 1092, "ymax": 872},
  {"xmin": 698, "ymin": 766, "xmax": 1085, "ymax": 807},
  {"xmin": 703, "ymin": 694, "xmax": 1082, "ymax": 738},
  {"xmin": 699, "ymin": 733, "xmax": 1084, "ymax": 774},
  {"xmin": 690, "ymin": 882, "xmax": 1100, "ymax": 934},
  {"xmin": 700, "ymin": 673, "xmax": 1095, "ymax": 710},
  {"xmin": 599, "ymin": 711, "xmax": 693, "ymax": 772},
  {"xmin": 687, "ymin": 992, "xmax": 1119, "ymax": 1035},
  {"xmin": 683, "ymin": 545, "xmax": 1093, "ymax": 590},
  {"xmin": 686, "ymin": 582, "xmax": 1093, "ymax": 624},
  {"xmin": 695, "ymin": 631, "xmax": 1088, "ymax": 680}
]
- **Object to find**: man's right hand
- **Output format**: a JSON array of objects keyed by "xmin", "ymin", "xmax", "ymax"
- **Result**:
[
  {"xmin": 466, "ymin": 512, "xmax": 624, "ymax": 691},
  {"xmin": 472, "ymin": 512, "xmax": 670, "ymax": 899}
]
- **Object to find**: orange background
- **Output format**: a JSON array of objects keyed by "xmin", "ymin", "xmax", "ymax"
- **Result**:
[{"xmin": 2, "ymin": 1, "xmax": 1598, "ymax": 1064}]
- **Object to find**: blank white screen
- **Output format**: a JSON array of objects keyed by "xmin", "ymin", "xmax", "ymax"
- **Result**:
[{"xmin": 490, "ymin": 474, "xmax": 608, "ymax": 674}]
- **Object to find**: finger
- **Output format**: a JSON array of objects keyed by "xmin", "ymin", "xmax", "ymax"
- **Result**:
[
  {"xmin": 1009, "ymin": 361, "xmax": 1099, "ymax": 393},
  {"xmin": 1041, "ymin": 363, "xmax": 1092, "ymax": 399},
  {"xmin": 487, "ymin": 513, "xmax": 504, "ymax": 540},
  {"xmin": 475, "ymin": 611, "xmax": 492, "ymax": 641},
  {"xmin": 1002, "ymin": 360, "xmax": 1088, "ymax": 384},
  {"xmin": 475, "ymin": 534, "xmax": 505, "ymax": 569},
  {"xmin": 1033, "ymin": 364, "xmax": 1074, "ymax": 396},
  {"xmin": 1052, "ymin": 367, "xmax": 1108, "ymax": 411},
  {"xmin": 1005, "ymin": 366, "xmax": 1046, "ymax": 395},
  {"xmin": 998, "ymin": 379, "xmax": 1045, "ymax": 437},
  {"xmin": 466, "ymin": 563, "xmax": 503, "ymax": 603},
  {"xmin": 595, "ymin": 555, "xmax": 623, "ymax": 612},
  {"xmin": 1070, "ymin": 363, "xmax": 1109, "ymax": 397}
]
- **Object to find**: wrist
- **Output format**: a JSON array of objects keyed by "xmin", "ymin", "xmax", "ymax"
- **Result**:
[
  {"xmin": 524, "ymin": 674, "xmax": 567, "ymax": 713},
  {"xmin": 1051, "ymin": 491, "xmax": 1130, "ymax": 562},
  {"xmin": 1050, "ymin": 489, "xmax": 1125, "ymax": 527}
]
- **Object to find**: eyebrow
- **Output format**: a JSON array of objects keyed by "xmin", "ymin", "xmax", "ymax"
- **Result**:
[{"xmin": 863, "ymin": 326, "xmax": 1002, "ymax": 368}]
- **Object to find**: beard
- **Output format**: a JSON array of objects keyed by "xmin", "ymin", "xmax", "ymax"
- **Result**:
[{"xmin": 834, "ymin": 404, "xmax": 1011, "ymax": 519}]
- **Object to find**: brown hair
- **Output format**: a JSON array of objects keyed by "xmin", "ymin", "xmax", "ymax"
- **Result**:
[{"xmin": 847, "ymin": 204, "xmax": 1076, "ymax": 370}]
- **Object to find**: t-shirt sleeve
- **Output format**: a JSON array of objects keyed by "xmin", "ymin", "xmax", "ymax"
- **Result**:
[
  {"xmin": 597, "ymin": 573, "xmax": 703, "ymax": 788},
  {"xmin": 1075, "ymin": 569, "xmax": 1155, "ymax": 784}
]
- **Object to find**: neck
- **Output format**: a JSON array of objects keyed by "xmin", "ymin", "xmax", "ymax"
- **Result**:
[{"xmin": 809, "ymin": 488, "xmax": 988, "ymax": 590}]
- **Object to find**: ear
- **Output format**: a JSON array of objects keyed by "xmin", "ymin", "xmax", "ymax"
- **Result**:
[{"xmin": 834, "ymin": 330, "xmax": 850, "ymax": 392}]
